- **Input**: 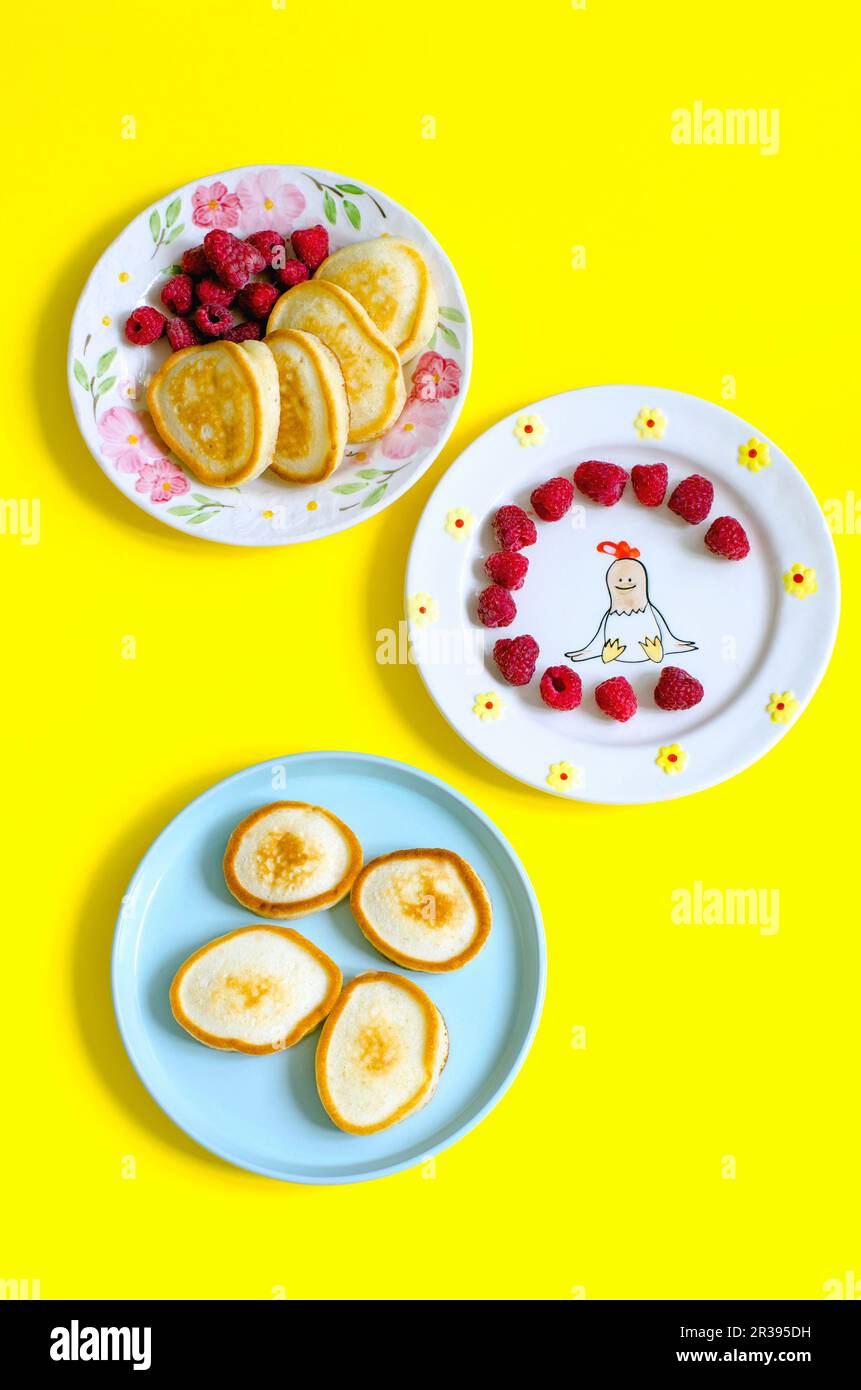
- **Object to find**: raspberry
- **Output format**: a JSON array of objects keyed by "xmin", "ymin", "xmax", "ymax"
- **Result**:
[
  {"xmin": 477, "ymin": 584, "xmax": 517, "ymax": 628},
  {"xmin": 274, "ymin": 259, "xmax": 310, "ymax": 289},
  {"xmin": 668, "ymin": 473, "xmax": 714, "ymax": 524},
  {"xmin": 631, "ymin": 462, "xmax": 668, "ymax": 507},
  {"xmin": 654, "ymin": 666, "xmax": 704, "ymax": 711},
  {"xmin": 166, "ymin": 316, "xmax": 202, "ymax": 351},
  {"xmin": 595, "ymin": 675, "xmax": 637, "ymax": 722},
  {"xmin": 493, "ymin": 634, "xmax": 539, "ymax": 686},
  {"xmin": 181, "ymin": 245, "xmax": 210, "ymax": 277},
  {"xmin": 493, "ymin": 504, "xmax": 537, "ymax": 551},
  {"xmin": 705, "ymin": 515, "xmax": 750, "ymax": 560},
  {"xmin": 224, "ymin": 322, "xmax": 262, "ymax": 343},
  {"xmin": 291, "ymin": 224, "xmax": 329, "ymax": 270},
  {"xmin": 484, "ymin": 551, "xmax": 529, "ymax": 590},
  {"xmin": 540, "ymin": 665, "xmax": 582, "ymax": 710},
  {"xmin": 203, "ymin": 229, "xmax": 266, "ymax": 290},
  {"xmin": 124, "ymin": 306, "xmax": 166, "ymax": 345},
  {"xmin": 245, "ymin": 229, "xmax": 286, "ymax": 268},
  {"xmin": 160, "ymin": 274, "xmax": 194, "ymax": 315},
  {"xmin": 196, "ymin": 277, "xmax": 236, "ymax": 308},
  {"xmin": 531, "ymin": 476, "xmax": 574, "ymax": 521},
  {"xmin": 237, "ymin": 281, "xmax": 280, "ymax": 320},
  {"xmin": 193, "ymin": 304, "xmax": 232, "ymax": 338},
  {"xmin": 574, "ymin": 460, "xmax": 628, "ymax": 506}
]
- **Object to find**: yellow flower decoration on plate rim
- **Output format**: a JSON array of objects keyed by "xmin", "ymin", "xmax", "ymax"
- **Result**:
[
  {"xmin": 633, "ymin": 406, "xmax": 667, "ymax": 440},
  {"xmin": 656, "ymin": 744, "xmax": 688, "ymax": 774},
  {"xmin": 738, "ymin": 436, "xmax": 771, "ymax": 472},
  {"xmin": 783, "ymin": 563, "xmax": 817, "ymax": 598},
  {"xmin": 547, "ymin": 760, "xmax": 582, "ymax": 792},
  {"xmin": 473, "ymin": 692, "xmax": 504, "ymax": 722},
  {"xmin": 766, "ymin": 691, "xmax": 800, "ymax": 724},
  {"xmin": 407, "ymin": 592, "xmax": 439, "ymax": 627},
  {"xmin": 513, "ymin": 413, "xmax": 547, "ymax": 447},
  {"xmin": 445, "ymin": 506, "xmax": 475, "ymax": 540}
]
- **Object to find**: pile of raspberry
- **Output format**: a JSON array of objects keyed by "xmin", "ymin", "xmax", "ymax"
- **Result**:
[{"xmin": 123, "ymin": 224, "xmax": 330, "ymax": 352}]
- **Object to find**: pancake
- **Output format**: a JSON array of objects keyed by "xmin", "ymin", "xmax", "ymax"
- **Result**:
[
  {"xmin": 224, "ymin": 801, "xmax": 362, "ymax": 919},
  {"xmin": 315, "ymin": 971, "xmax": 448, "ymax": 1134},
  {"xmin": 170, "ymin": 925, "xmax": 341, "ymax": 1054},
  {"xmin": 315, "ymin": 236, "xmax": 438, "ymax": 363},
  {"xmin": 146, "ymin": 339, "xmax": 280, "ymax": 487},
  {"xmin": 267, "ymin": 280, "xmax": 405, "ymax": 443},
  {"xmin": 265, "ymin": 328, "xmax": 349, "ymax": 483},
  {"xmin": 350, "ymin": 848, "xmax": 491, "ymax": 971}
]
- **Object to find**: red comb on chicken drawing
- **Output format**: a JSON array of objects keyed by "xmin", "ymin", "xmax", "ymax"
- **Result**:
[{"xmin": 565, "ymin": 541, "xmax": 698, "ymax": 665}]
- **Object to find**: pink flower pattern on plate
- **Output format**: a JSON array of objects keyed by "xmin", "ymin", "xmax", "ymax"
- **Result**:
[
  {"xmin": 191, "ymin": 181, "xmax": 242, "ymax": 230},
  {"xmin": 409, "ymin": 351, "xmax": 461, "ymax": 404},
  {"xmin": 116, "ymin": 377, "xmax": 141, "ymax": 404},
  {"xmin": 381, "ymin": 399, "xmax": 448, "ymax": 461},
  {"xmin": 235, "ymin": 169, "xmax": 306, "ymax": 236},
  {"xmin": 97, "ymin": 407, "xmax": 165, "ymax": 474},
  {"xmin": 135, "ymin": 458, "xmax": 190, "ymax": 504}
]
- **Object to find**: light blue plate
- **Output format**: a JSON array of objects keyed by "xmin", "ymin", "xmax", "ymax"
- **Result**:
[{"xmin": 112, "ymin": 751, "xmax": 545, "ymax": 1184}]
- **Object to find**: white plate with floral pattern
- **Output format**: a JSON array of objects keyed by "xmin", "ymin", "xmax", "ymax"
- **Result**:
[
  {"xmin": 68, "ymin": 165, "xmax": 470, "ymax": 545},
  {"xmin": 406, "ymin": 386, "xmax": 839, "ymax": 803}
]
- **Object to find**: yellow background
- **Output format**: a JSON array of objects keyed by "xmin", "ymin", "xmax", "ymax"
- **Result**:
[{"xmin": 3, "ymin": 0, "xmax": 858, "ymax": 1301}]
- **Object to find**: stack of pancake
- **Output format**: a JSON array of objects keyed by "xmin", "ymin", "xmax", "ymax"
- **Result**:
[{"xmin": 147, "ymin": 237, "xmax": 437, "ymax": 488}]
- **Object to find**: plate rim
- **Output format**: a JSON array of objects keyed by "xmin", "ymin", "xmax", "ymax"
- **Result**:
[
  {"xmin": 405, "ymin": 382, "xmax": 841, "ymax": 804},
  {"xmin": 111, "ymin": 749, "xmax": 546, "ymax": 1184},
  {"xmin": 68, "ymin": 163, "xmax": 473, "ymax": 548}
]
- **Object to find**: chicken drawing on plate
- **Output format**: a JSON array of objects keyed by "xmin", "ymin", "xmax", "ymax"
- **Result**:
[{"xmin": 565, "ymin": 540, "xmax": 697, "ymax": 665}]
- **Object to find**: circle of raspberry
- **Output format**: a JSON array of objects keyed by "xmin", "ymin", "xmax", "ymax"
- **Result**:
[
  {"xmin": 595, "ymin": 675, "xmax": 637, "ymax": 722},
  {"xmin": 654, "ymin": 666, "xmax": 704, "ymax": 711},
  {"xmin": 531, "ymin": 476, "xmax": 574, "ymax": 521},
  {"xmin": 493, "ymin": 504, "xmax": 537, "ymax": 551},
  {"xmin": 668, "ymin": 473, "xmax": 714, "ymax": 525},
  {"xmin": 484, "ymin": 550, "xmax": 529, "ymax": 590},
  {"xmin": 574, "ymin": 460, "xmax": 629, "ymax": 507},
  {"xmin": 631, "ymin": 462, "xmax": 668, "ymax": 508},
  {"xmin": 493, "ymin": 634, "xmax": 539, "ymax": 686},
  {"xmin": 477, "ymin": 584, "xmax": 517, "ymax": 628},
  {"xmin": 539, "ymin": 665, "xmax": 582, "ymax": 711},
  {"xmin": 704, "ymin": 515, "xmax": 750, "ymax": 560}
]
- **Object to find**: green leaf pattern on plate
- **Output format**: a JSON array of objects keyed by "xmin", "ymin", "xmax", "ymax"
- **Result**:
[
  {"xmin": 74, "ymin": 339, "xmax": 126, "ymax": 419},
  {"xmin": 331, "ymin": 461, "xmax": 413, "ymax": 512},
  {"xmin": 305, "ymin": 174, "xmax": 387, "ymax": 230},
  {"xmin": 149, "ymin": 196, "xmax": 184, "ymax": 258},
  {"xmin": 167, "ymin": 497, "xmax": 234, "ymax": 525}
]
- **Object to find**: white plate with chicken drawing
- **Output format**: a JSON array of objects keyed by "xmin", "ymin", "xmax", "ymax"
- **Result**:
[
  {"xmin": 406, "ymin": 386, "xmax": 839, "ymax": 803},
  {"xmin": 68, "ymin": 165, "xmax": 470, "ymax": 545}
]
